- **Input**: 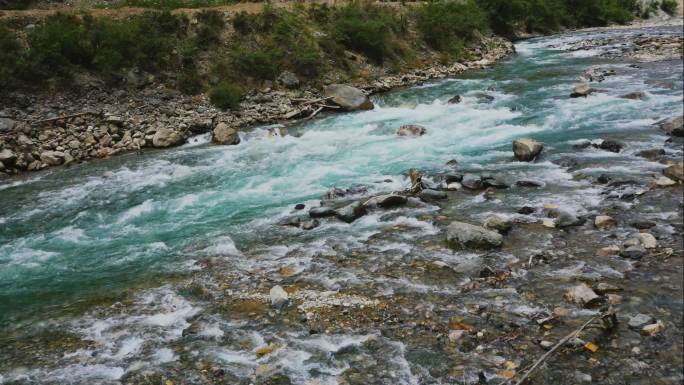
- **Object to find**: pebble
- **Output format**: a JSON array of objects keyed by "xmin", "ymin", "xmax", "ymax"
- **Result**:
[
  {"xmin": 638, "ymin": 233, "xmax": 657, "ymax": 249},
  {"xmin": 594, "ymin": 215, "xmax": 616, "ymax": 230},
  {"xmin": 641, "ymin": 320, "xmax": 665, "ymax": 336},
  {"xmin": 269, "ymin": 285, "xmax": 289, "ymax": 309},
  {"xmin": 628, "ymin": 314, "xmax": 655, "ymax": 330}
]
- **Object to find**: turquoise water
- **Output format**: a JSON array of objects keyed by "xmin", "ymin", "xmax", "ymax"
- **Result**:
[{"xmin": 1, "ymin": 26, "xmax": 682, "ymax": 331}]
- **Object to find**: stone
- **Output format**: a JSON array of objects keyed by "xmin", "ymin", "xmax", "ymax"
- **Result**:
[
  {"xmin": 396, "ymin": 124, "xmax": 426, "ymax": 137},
  {"xmin": 621, "ymin": 91, "xmax": 646, "ymax": 100},
  {"xmin": 323, "ymin": 84, "xmax": 374, "ymax": 111},
  {"xmin": 564, "ymin": 283, "xmax": 600, "ymax": 308},
  {"xmin": 461, "ymin": 174, "xmax": 483, "ymax": 190},
  {"xmin": 570, "ymin": 83, "xmax": 594, "ymax": 98},
  {"xmin": 515, "ymin": 179, "xmax": 543, "ymax": 188},
  {"xmin": 638, "ymin": 233, "xmax": 657, "ymax": 249},
  {"xmin": 104, "ymin": 115, "xmax": 124, "ymax": 126},
  {"xmin": 663, "ymin": 162, "xmax": 683, "ymax": 182},
  {"xmin": 0, "ymin": 149, "xmax": 17, "ymax": 167},
  {"xmin": 620, "ymin": 245, "xmax": 647, "ymax": 259},
  {"xmin": 631, "ymin": 220, "xmax": 655, "ymax": 230},
  {"xmin": 0, "ymin": 117, "xmax": 16, "ymax": 132},
  {"xmin": 598, "ymin": 139, "xmax": 624, "ymax": 153},
  {"xmin": 446, "ymin": 221, "xmax": 503, "ymax": 250},
  {"xmin": 301, "ymin": 219, "xmax": 320, "ymax": 230},
  {"xmin": 548, "ymin": 209, "xmax": 583, "ymax": 228},
  {"xmin": 518, "ymin": 206, "xmax": 535, "ymax": 215},
  {"xmin": 641, "ymin": 320, "xmax": 665, "ymax": 336},
  {"xmin": 445, "ymin": 159, "xmax": 459, "ymax": 168},
  {"xmin": 269, "ymin": 285, "xmax": 289, "ymax": 309},
  {"xmin": 364, "ymin": 194, "xmax": 408, "ymax": 208},
  {"xmin": 277, "ymin": 71, "xmax": 299, "ymax": 88},
  {"xmin": 628, "ymin": 314, "xmax": 655, "ymax": 330},
  {"xmin": 152, "ymin": 128, "xmax": 183, "ymax": 148},
  {"xmin": 335, "ymin": 201, "xmax": 367, "ymax": 223},
  {"xmin": 419, "ymin": 189, "xmax": 447, "ymax": 202},
  {"xmin": 594, "ymin": 282, "xmax": 621, "ymax": 294},
  {"xmin": 212, "ymin": 123, "xmax": 240, "ymax": 145},
  {"xmin": 653, "ymin": 176, "xmax": 676, "ymax": 187},
  {"xmin": 512, "ymin": 138, "xmax": 543, "ymax": 161},
  {"xmin": 597, "ymin": 245, "xmax": 620, "ymax": 257},
  {"xmin": 448, "ymin": 329, "xmax": 465, "ymax": 343},
  {"xmin": 294, "ymin": 204, "xmax": 305, "ymax": 210},
  {"xmin": 594, "ymin": 215, "xmax": 616, "ymax": 230},
  {"xmin": 40, "ymin": 151, "xmax": 65, "ymax": 166},
  {"xmin": 540, "ymin": 340, "xmax": 554, "ymax": 349},
  {"xmin": 443, "ymin": 174, "xmax": 463, "ymax": 183},
  {"xmin": 68, "ymin": 140, "xmax": 81, "ymax": 149},
  {"xmin": 448, "ymin": 95, "xmax": 462, "ymax": 104},
  {"xmin": 484, "ymin": 215, "xmax": 513, "ymax": 234},
  {"xmin": 637, "ymin": 148, "xmax": 665, "ymax": 160},
  {"xmin": 481, "ymin": 175, "xmax": 508, "ymax": 189},
  {"xmin": 656, "ymin": 115, "xmax": 683, "ymax": 137},
  {"xmin": 309, "ymin": 206, "xmax": 336, "ymax": 218}
]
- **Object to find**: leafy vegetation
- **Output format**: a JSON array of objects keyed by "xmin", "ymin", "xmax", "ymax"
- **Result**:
[
  {"xmin": 417, "ymin": 0, "xmax": 488, "ymax": 56},
  {"xmin": 209, "ymin": 82, "xmax": 243, "ymax": 110},
  {"xmin": 661, "ymin": 0, "xmax": 679, "ymax": 15}
]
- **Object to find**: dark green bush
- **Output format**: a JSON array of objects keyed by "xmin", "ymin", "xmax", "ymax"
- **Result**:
[
  {"xmin": 231, "ymin": 48, "xmax": 279, "ymax": 80},
  {"xmin": 330, "ymin": 1, "xmax": 402, "ymax": 63},
  {"xmin": 0, "ymin": 24, "xmax": 22, "ymax": 88},
  {"xmin": 209, "ymin": 82, "xmax": 243, "ymax": 109},
  {"xmin": 661, "ymin": 0, "xmax": 678, "ymax": 15},
  {"xmin": 177, "ymin": 68, "xmax": 203, "ymax": 95},
  {"xmin": 417, "ymin": 0, "xmax": 489, "ymax": 51},
  {"xmin": 196, "ymin": 10, "xmax": 225, "ymax": 47}
]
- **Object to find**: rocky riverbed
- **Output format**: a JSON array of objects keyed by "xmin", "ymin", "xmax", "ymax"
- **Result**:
[{"xmin": 0, "ymin": 24, "xmax": 683, "ymax": 385}]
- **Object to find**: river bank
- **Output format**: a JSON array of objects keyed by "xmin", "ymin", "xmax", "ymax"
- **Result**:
[{"xmin": 1, "ymin": 21, "xmax": 683, "ymax": 385}]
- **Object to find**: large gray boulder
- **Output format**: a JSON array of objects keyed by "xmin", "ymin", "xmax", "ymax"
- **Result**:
[
  {"xmin": 335, "ymin": 201, "xmax": 367, "ymax": 223},
  {"xmin": 212, "ymin": 123, "xmax": 240, "ymax": 145},
  {"xmin": 152, "ymin": 128, "xmax": 183, "ymax": 148},
  {"xmin": 323, "ymin": 84, "xmax": 374, "ymax": 111},
  {"xmin": 513, "ymin": 138, "xmax": 543, "ymax": 161},
  {"xmin": 656, "ymin": 115, "xmax": 683, "ymax": 137},
  {"xmin": 446, "ymin": 221, "xmax": 503, "ymax": 250},
  {"xmin": 570, "ymin": 83, "xmax": 593, "ymax": 98},
  {"xmin": 364, "ymin": 194, "xmax": 408, "ymax": 208}
]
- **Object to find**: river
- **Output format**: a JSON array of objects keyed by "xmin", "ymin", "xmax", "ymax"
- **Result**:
[{"xmin": 1, "ymin": 25, "xmax": 682, "ymax": 385}]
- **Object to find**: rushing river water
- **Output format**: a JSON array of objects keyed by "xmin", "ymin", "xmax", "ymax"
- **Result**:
[{"xmin": 1, "ymin": 26, "xmax": 683, "ymax": 385}]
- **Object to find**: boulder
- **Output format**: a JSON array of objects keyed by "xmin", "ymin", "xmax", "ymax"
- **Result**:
[
  {"xmin": 396, "ymin": 124, "xmax": 426, "ymax": 137},
  {"xmin": 446, "ymin": 221, "xmax": 503, "ymax": 250},
  {"xmin": 637, "ymin": 148, "xmax": 665, "ymax": 160},
  {"xmin": 484, "ymin": 215, "xmax": 513, "ymax": 234},
  {"xmin": 277, "ymin": 71, "xmax": 299, "ymax": 89},
  {"xmin": 653, "ymin": 176, "xmax": 676, "ymax": 187},
  {"xmin": 0, "ymin": 117, "xmax": 16, "ymax": 132},
  {"xmin": 481, "ymin": 175, "xmax": 508, "ymax": 189},
  {"xmin": 309, "ymin": 206, "xmax": 337, "ymax": 218},
  {"xmin": 212, "ymin": 123, "xmax": 240, "ymax": 145},
  {"xmin": 620, "ymin": 245, "xmax": 647, "ymax": 259},
  {"xmin": 570, "ymin": 83, "xmax": 594, "ymax": 98},
  {"xmin": 448, "ymin": 95, "xmax": 462, "ymax": 104},
  {"xmin": 269, "ymin": 285, "xmax": 289, "ymax": 309},
  {"xmin": 335, "ymin": 201, "xmax": 367, "ymax": 223},
  {"xmin": 638, "ymin": 232, "xmax": 657, "ymax": 249},
  {"xmin": 515, "ymin": 179, "xmax": 543, "ymax": 188},
  {"xmin": 323, "ymin": 84, "xmax": 374, "ymax": 111},
  {"xmin": 656, "ymin": 115, "xmax": 683, "ymax": 137},
  {"xmin": 364, "ymin": 194, "xmax": 408, "ymax": 208},
  {"xmin": 0, "ymin": 149, "xmax": 17, "ymax": 167},
  {"xmin": 564, "ymin": 283, "xmax": 600, "ymax": 307},
  {"xmin": 594, "ymin": 215, "xmax": 616, "ymax": 230},
  {"xmin": 598, "ymin": 139, "xmax": 624, "ymax": 153},
  {"xmin": 641, "ymin": 320, "xmax": 665, "ymax": 336},
  {"xmin": 40, "ymin": 151, "xmax": 65, "ymax": 166},
  {"xmin": 663, "ymin": 161, "xmax": 683, "ymax": 182},
  {"xmin": 548, "ymin": 208, "xmax": 584, "ymax": 228},
  {"xmin": 513, "ymin": 138, "xmax": 543, "ymax": 161},
  {"xmin": 461, "ymin": 174, "xmax": 483, "ymax": 190},
  {"xmin": 621, "ymin": 91, "xmax": 646, "ymax": 100},
  {"xmin": 301, "ymin": 219, "xmax": 320, "ymax": 230},
  {"xmin": 152, "ymin": 128, "xmax": 183, "ymax": 148},
  {"xmin": 419, "ymin": 189, "xmax": 447, "ymax": 202},
  {"xmin": 628, "ymin": 314, "xmax": 655, "ymax": 330}
]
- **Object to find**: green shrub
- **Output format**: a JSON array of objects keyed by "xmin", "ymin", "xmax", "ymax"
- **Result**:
[
  {"xmin": 209, "ymin": 82, "xmax": 243, "ymax": 109},
  {"xmin": 0, "ymin": 24, "xmax": 22, "ymax": 88},
  {"xmin": 177, "ymin": 68, "xmax": 203, "ymax": 95},
  {"xmin": 196, "ymin": 10, "xmax": 225, "ymax": 47},
  {"xmin": 661, "ymin": 0, "xmax": 678, "ymax": 15},
  {"xmin": 231, "ymin": 48, "xmax": 279, "ymax": 79},
  {"xmin": 330, "ymin": 1, "xmax": 402, "ymax": 63},
  {"xmin": 417, "ymin": 0, "xmax": 489, "ymax": 51}
]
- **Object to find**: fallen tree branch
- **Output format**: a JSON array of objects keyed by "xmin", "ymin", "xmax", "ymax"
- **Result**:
[
  {"xmin": 306, "ymin": 106, "xmax": 324, "ymax": 120},
  {"xmin": 315, "ymin": 104, "xmax": 341, "ymax": 109},
  {"xmin": 32, "ymin": 111, "xmax": 100, "ymax": 125},
  {"xmin": 292, "ymin": 96, "xmax": 333, "ymax": 106},
  {"xmin": 510, "ymin": 314, "xmax": 601, "ymax": 385}
]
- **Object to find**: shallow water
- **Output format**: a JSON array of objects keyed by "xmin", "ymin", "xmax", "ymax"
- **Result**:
[{"xmin": 1, "ymin": 26, "xmax": 683, "ymax": 384}]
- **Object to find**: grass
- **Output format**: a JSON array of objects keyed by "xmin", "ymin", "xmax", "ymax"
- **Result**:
[
  {"xmin": 118, "ymin": 0, "xmax": 239, "ymax": 9},
  {"xmin": 209, "ymin": 82, "xmax": 243, "ymax": 109}
]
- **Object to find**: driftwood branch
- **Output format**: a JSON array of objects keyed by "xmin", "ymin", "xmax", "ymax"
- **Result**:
[
  {"xmin": 292, "ymin": 96, "xmax": 334, "ymax": 106},
  {"xmin": 508, "ymin": 314, "xmax": 601, "ymax": 385},
  {"xmin": 306, "ymin": 106, "xmax": 325, "ymax": 120},
  {"xmin": 32, "ymin": 111, "xmax": 100, "ymax": 125}
]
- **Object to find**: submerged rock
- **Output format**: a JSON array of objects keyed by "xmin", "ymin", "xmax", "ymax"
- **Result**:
[
  {"xmin": 663, "ymin": 161, "xmax": 683, "ymax": 182},
  {"xmin": 419, "ymin": 189, "xmax": 447, "ymax": 202},
  {"xmin": 461, "ymin": 174, "xmax": 483, "ymax": 190},
  {"xmin": 656, "ymin": 115, "xmax": 683, "ymax": 137},
  {"xmin": 448, "ymin": 95, "xmax": 462, "ymax": 104},
  {"xmin": 446, "ymin": 221, "xmax": 503, "ymax": 250},
  {"xmin": 212, "ymin": 122, "xmax": 240, "ymax": 145},
  {"xmin": 335, "ymin": 201, "xmax": 367, "ymax": 223},
  {"xmin": 548, "ymin": 208, "xmax": 584, "ymax": 228},
  {"xmin": 364, "ymin": 194, "xmax": 408, "ymax": 208},
  {"xmin": 301, "ymin": 219, "xmax": 320, "ymax": 230},
  {"xmin": 620, "ymin": 245, "xmax": 647, "ymax": 259},
  {"xmin": 628, "ymin": 314, "xmax": 655, "ymax": 330},
  {"xmin": 323, "ymin": 84, "xmax": 374, "ymax": 111},
  {"xmin": 512, "ymin": 138, "xmax": 543, "ymax": 161},
  {"xmin": 309, "ymin": 206, "xmax": 336, "ymax": 218},
  {"xmin": 597, "ymin": 139, "xmax": 624, "ymax": 153},
  {"xmin": 484, "ymin": 215, "xmax": 513, "ymax": 234},
  {"xmin": 396, "ymin": 124, "xmax": 426, "ymax": 137},
  {"xmin": 621, "ymin": 91, "xmax": 647, "ymax": 100},
  {"xmin": 594, "ymin": 215, "xmax": 617, "ymax": 230}
]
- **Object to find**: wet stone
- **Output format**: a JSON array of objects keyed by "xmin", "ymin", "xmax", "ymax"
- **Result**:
[
  {"xmin": 309, "ymin": 206, "xmax": 336, "ymax": 218},
  {"xmin": 446, "ymin": 221, "xmax": 503, "ymax": 250},
  {"xmin": 419, "ymin": 189, "xmax": 447, "ymax": 202},
  {"xmin": 335, "ymin": 201, "xmax": 367, "ymax": 223},
  {"xmin": 628, "ymin": 314, "xmax": 655, "ymax": 330},
  {"xmin": 564, "ymin": 283, "xmax": 600, "ymax": 308},
  {"xmin": 620, "ymin": 245, "xmax": 647, "ymax": 260},
  {"xmin": 301, "ymin": 219, "xmax": 320, "ymax": 230}
]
